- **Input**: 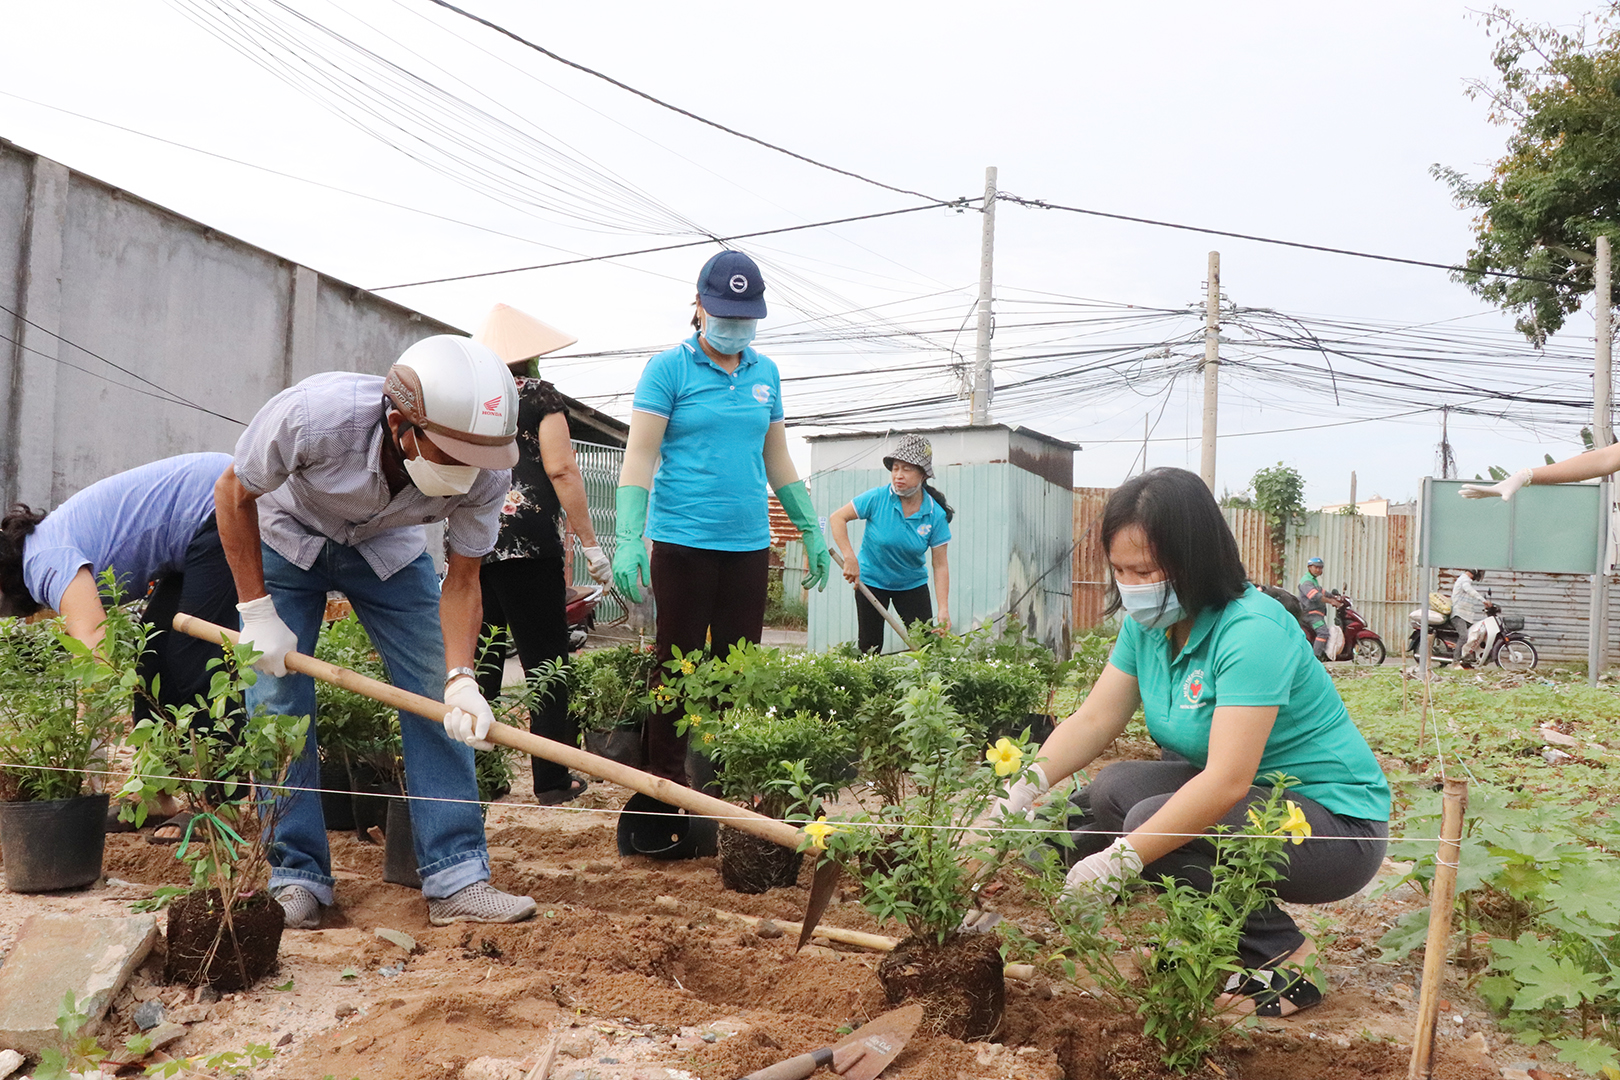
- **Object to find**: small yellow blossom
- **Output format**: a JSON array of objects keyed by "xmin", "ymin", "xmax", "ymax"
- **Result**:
[
  {"xmin": 680, "ymin": 659, "xmax": 696, "ymax": 675},
  {"xmin": 985, "ymin": 737, "xmax": 1023, "ymax": 778},
  {"xmin": 803, "ymin": 817, "xmax": 838, "ymax": 850},
  {"xmin": 1247, "ymin": 799, "xmax": 1314, "ymax": 846}
]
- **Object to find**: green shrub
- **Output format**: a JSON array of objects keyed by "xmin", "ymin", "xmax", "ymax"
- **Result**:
[
  {"xmin": 696, "ymin": 706, "xmax": 853, "ymax": 818},
  {"xmin": 0, "ymin": 573, "xmax": 146, "ymax": 802},
  {"xmin": 569, "ymin": 643, "xmax": 659, "ymax": 733}
]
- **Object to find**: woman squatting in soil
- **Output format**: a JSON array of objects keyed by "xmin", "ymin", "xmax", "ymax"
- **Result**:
[
  {"xmin": 611, "ymin": 250, "xmax": 833, "ymax": 789},
  {"xmin": 984, "ymin": 466, "xmax": 1392, "ymax": 1016}
]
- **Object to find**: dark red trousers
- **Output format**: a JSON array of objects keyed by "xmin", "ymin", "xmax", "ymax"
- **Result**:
[{"xmin": 646, "ymin": 542, "xmax": 770, "ymax": 784}]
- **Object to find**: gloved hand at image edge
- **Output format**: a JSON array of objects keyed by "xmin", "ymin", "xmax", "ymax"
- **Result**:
[
  {"xmin": 612, "ymin": 485, "xmax": 651, "ymax": 602},
  {"xmin": 1064, "ymin": 837, "xmax": 1144, "ymax": 900},
  {"xmin": 236, "ymin": 594, "xmax": 297, "ymax": 677},
  {"xmin": 443, "ymin": 676, "xmax": 496, "ymax": 751},
  {"xmin": 775, "ymin": 480, "xmax": 832, "ymax": 591},
  {"xmin": 582, "ymin": 544, "xmax": 612, "ymax": 585},
  {"xmin": 1458, "ymin": 467, "xmax": 1533, "ymax": 501}
]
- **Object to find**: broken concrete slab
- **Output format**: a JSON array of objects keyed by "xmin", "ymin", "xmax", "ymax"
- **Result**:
[
  {"xmin": 0, "ymin": 1049, "xmax": 22, "ymax": 1079},
  {"xmin": 0, "ymin": 913, "xmax": 157, "ymax": 1056}
]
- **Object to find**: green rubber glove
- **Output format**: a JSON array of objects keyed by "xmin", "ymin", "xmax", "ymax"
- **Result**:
[
  {"xmin": 613, "ymin": 485, "xmax": 651, "ymax": 602},
  {"xmin": 776, "ymin": 480, "xmax": 832, "ymax": 591}
]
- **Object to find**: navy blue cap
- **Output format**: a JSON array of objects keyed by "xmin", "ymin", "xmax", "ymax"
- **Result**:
[{"xmin": 696, "ymin": 250, "xmax": 767, "ymax": 319}]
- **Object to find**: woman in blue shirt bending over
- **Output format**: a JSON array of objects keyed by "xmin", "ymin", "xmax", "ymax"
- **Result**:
[
  {"xmin": 612, "ymin": 250, "xmax": 832, "ymax": 790},
  {"xmin": 828, "ymin": 434, "xmax": 952, "ymax": 652},
  {"xmin": 985, "ymin": 467, "xmax": 1389, "ymax": 1017}
]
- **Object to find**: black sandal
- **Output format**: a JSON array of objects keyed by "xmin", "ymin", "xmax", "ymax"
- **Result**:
[
  {"xmin": 1229, "ymin": 967, "xmax": 1323, "ymax": 1017},
  {"xmin": 535, "ymin": 776, "xmax": 588, "ymax": 806}
]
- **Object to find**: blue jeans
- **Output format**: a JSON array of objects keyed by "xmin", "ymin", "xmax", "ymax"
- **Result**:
[{"xmin": 250, "ymin": 542, "xmax": 489, "ymax": 902}]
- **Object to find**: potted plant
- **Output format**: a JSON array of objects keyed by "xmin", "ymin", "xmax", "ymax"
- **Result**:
[
  {"xmin": 570, "ymin": 643, "xmax": 658, "ymax": 768},
  {"xmin": 0, "ymin": 577, "xmax": 144, "ymax": 892},
  {"xmin": 121, "ymin": 637, "xmax": 308, "ymax": 991},
  {"xmin": 688, "ymin": 705, "xmax": 853, "ymax": 893},
  {"xmin": 313, "ymin": 613, "xmax": 401, "ymax": 834},
  {"xmin": 815, "ymin": 667, "xmax": 1050, "ymax": 1040}
]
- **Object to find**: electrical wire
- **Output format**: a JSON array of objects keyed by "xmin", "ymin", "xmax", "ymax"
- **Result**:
[{"xmin": 417, "ymin": 0, "xmax": 950, "ymax": 204}]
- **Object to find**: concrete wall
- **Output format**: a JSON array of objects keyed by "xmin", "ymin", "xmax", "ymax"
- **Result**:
[{"xmin": 0, "ymin": 140, "xmax": 465, "ymax": 510}]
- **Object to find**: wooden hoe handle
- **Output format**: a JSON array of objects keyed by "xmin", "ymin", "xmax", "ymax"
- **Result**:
[{"xmin": 171, "ymin": 613, "xmax": 805, "ymax": 851}]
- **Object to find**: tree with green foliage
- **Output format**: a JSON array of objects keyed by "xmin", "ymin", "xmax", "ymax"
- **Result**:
[
  {"xmin": 1250, "ymin": 463, "xmax": 1306, "ymax": 585},
  {"xmin": 1434, "ymin": 5, "xmax": 1620, "ymax": 344}
]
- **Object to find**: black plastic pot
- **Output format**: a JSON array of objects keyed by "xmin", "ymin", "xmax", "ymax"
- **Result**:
[
  {"xmin": 383, "ymin": 798, "xmax": 421, "ymax": 889},
  {"xmin": 348, "ymin": 761, "xmax": 399, "ymax": 842},
  {"xmin": 583, "ymin": 728, "xmax": 644, "ymax": 769},
  {"xmin": 616, "ymin": 792, "xmax": 717, "ymax": 860},
  {"xmin": 319, "ymin": 756, "xmax": 356, "ymax": 832},
  {"xmin": 0, "ymin": 793, "xmax": 110, "ymax": 892}
]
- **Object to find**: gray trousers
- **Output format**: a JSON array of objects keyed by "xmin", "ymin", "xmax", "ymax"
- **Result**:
[{"xmin": 1068, "ymin": 759, "xmax": 1388, "ymax": 969}]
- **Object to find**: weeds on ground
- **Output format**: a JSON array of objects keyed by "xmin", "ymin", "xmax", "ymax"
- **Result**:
[
  {"xmin": 1017, "ymin": 777, "xmax": 1311, "ymax": 1075},
  {"xmin": 1336, "ymin": 666, "xmax": 1620, "ymax": 1073},
  {"xmin": 31, "ymin": 991, "xmax": 273, "ymax": 1079}
]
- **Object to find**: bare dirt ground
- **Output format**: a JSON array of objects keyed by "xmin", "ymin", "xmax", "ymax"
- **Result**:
[{"xmin": 0, "ymin": 774, "xmax": 1565, "ymax": 1080}]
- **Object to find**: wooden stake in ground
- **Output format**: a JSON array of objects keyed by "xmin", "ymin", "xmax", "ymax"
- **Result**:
[{"xmin": 1408, "ymin": 777, "xmax": 1468, "ymax": 1080}]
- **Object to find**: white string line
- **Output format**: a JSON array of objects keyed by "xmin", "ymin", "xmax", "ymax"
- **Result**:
[{"xmin": 5, "ymin": 760, "xmax": 1442, "ymax": 845}]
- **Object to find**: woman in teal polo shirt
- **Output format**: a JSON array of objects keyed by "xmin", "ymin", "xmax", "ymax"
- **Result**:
[
  {"xmin": 828, "ymin": 433, "xmax": 953, "ymax": 652},
  {"xmin": 611, "ymin": 250, "xmax": 832, "ymax": 789},
  {"xmin": 993, "ymin": 467, "xmax": 1389, "ymax": 1016}
]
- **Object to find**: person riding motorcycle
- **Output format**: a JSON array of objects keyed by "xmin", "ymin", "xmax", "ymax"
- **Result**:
[
  {"xmin": 1297, "ymin": 557, "xmax": 1329, "ymax": 659},
  {"xmin": 1450, "ymin": 569, "xmax": 1488, "ymax": 663}
]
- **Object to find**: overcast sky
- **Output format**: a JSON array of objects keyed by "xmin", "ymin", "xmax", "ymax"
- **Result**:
[{"xmin": 0, "ymin": 0, "xmax": 1606, "ymax": 504}]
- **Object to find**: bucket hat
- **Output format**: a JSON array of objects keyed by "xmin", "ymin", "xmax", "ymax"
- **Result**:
[{"xmin": 882, "ymin": 434, "xmax": 935, "ymax": 479}]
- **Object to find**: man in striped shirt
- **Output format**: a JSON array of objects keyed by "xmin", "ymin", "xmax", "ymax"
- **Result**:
[{"xmin": 215, "ymin": 335, "xmax": 538, "ymax": 929}]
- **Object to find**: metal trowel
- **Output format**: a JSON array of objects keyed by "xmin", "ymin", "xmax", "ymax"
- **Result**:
[{"xmin": 734, "ymin": 1003, "xmax": 924, "ymax": 1080}]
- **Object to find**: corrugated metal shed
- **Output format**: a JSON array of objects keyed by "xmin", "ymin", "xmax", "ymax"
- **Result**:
[{"xmin": 806, "ymin": 425, "xmax": 1076, "ymax": 655}]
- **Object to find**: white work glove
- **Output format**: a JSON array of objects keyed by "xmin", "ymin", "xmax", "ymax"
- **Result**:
[
  {"xmin": 1064, "ymin": 837, "xmax": 1144, "ymax": 901},
  {"xmin": 443, "ymin": 676, "xmax": 496, "ymax": 751},
  {"xmin": 582, "ymin": 545, "xmax": 612, "ymax": 585},
  {"xmin": 236, "ymin": 595, "xmax": 297, "ymax": 678},
  {"xmin": 1459, "ymin": 467, "xmax": 1533, "ymax": 501},
  {"xmin": 960, "ymin": 763, "xmax": 1050, "ymax": 933}
]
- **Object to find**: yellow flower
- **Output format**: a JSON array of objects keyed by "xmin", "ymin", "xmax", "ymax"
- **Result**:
[
  {"xmin": 802, "ymin": 817, "xmax": 838, "ymax": 850},
  {"xmin": 1247, "ymin": 800, "xmax": 1313, "ymax": 846},
  {"xmin": 680, "ymin": 659, "xmax": 696, "ymax": 675},
  {"xmin": 985, "ymin": 737, "xmax": 1023, "ymax": 777}
]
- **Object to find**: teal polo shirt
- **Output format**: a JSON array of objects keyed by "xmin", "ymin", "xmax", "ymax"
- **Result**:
[
  {"xmin": 851, "ymin": 484, "xmax": 951, "ymax": 591},
  {"xmin": 633, "ymin": 334, "xmax": 784, "ymax": 551},
  {"xmin": 1108, "ymin": 584, "xmax": 1390, "ymax": 821}
]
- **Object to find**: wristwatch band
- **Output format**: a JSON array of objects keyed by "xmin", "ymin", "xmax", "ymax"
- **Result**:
[{"xmin": 445, "ymin": 666, "xmax": 477, "ymax": 686}]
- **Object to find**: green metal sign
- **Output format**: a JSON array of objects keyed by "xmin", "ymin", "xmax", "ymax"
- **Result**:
[{"xmin": 1422, "ymin": 478, "xmax": 1603, "ymax": 574}]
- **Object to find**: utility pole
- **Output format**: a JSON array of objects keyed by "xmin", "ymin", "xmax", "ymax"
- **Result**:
[
  {"xmin": 969, "ymin": 166, "xmax": 997, "ymax": 426},
  {"xmin": 1198, "ymin": 251, "xmax": 1220, "ymax": 490},
  {"xmin": 1590, "ymin": 235, "xmax": 1612, "ymax": 683},
  {"xmin": 1349, "ymin": 470, "xmax": 1357, "ymax": 512}
]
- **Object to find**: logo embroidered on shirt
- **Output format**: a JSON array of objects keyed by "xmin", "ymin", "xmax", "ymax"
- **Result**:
[
  {"xmin": 481, "ymin": 395, "xmax": 505, "ymax": 417},
  {"xmin": 1182, "ymin": 669, "xmax": 1207, "ymax": 706},
  {"xmin": 917, "ymin": 523, "xmax": 932, "ymax": 537},
  {"xmin": 752, "ymin": 384, "xmax": 772, "ymax": 404}
]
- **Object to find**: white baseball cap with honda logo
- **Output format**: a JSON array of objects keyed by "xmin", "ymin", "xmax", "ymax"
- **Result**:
[{"xmin": 385, "ymin": 335, "xmax": 519, "ymax": 469}]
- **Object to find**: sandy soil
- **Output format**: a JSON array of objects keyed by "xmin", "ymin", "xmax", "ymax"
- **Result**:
[{"xmin": 0, "ymin": 778, "xmax": 1568, "ymax": 1080}]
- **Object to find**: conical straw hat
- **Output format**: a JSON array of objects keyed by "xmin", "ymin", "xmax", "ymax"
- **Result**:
[{"xmin": 475, "ymin": 304, "xmax": 578, "ymax": 364}]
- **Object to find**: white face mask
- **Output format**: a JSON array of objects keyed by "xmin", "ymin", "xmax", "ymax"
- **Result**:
[
  {"xmin": 1116, "ymin": 578, "xmax": 1185, "ymax": 629},
  {"xmin": 892, "ymin": 478, "xmax": 923, "ymax": 498},
  {"xmin": 404, "ymin": 451, "xmax": 480, "ymax": 497}
]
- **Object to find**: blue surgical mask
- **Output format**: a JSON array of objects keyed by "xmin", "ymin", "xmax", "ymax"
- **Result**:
[
  {"xmin": 703, "ymin": 316, "xmax": 758, "ymax": 355},
  {"xmin": 1116, "ymin": 579, "xmax": 1185, "ymax": 629}
]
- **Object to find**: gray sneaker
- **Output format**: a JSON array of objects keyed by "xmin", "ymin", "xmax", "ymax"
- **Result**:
[
  {"xmin": 274, "ymin": 884, "xmax": 321, "ymax": 930},
  {"xmin": 428, "ymin": 881, "xmax": 538, "ymax": 926}
]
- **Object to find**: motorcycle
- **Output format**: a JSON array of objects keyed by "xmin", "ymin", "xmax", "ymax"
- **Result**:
[
  {"xmin": 1323, "ymin": 591, "xmax": 1387, "ymax": 666},
  {"xmin": 565, "ymin": 583, "xmax": 604, "ymax": 651},
  {"xmin": 1407, "ymin": 599, "xmax": 1538, "ymax": 671}
]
